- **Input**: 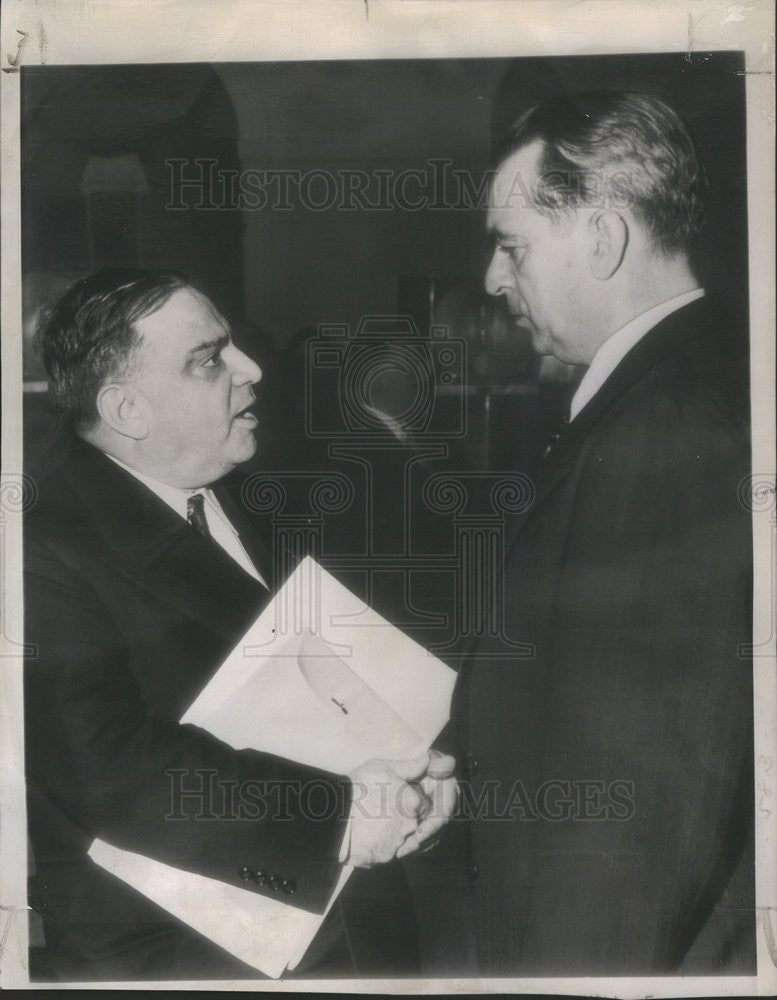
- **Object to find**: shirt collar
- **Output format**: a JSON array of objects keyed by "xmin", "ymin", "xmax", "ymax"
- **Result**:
[
  {"xmin": 569, "ymin": 288, "xmax": 705, "ymax": 421},
  {"xmin": 105, "ymin": 454, "xmax": 213, "ymax": 521}
]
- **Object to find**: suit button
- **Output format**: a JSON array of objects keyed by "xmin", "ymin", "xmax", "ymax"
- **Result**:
[
  {"xmin": 464, "ymin": 753, "xmax": 479, "ymax": 777},
  {"xmin": 239, "ymin": 866, "xmax": 252, "ymax": 882},
  {"xmin": 281, "ymin": 879, "xmax": 297, "ymax": 895},
  {"xmin": 269, "ymin": 876, "xmax": 283, "ymax": 891},
  {"xmin": 468, "ymin": 864, "xmax": 480, "ymax": 883},
  {"xmin": 252, "ymin": 870, "xmax": 269, "ymax": 886}
]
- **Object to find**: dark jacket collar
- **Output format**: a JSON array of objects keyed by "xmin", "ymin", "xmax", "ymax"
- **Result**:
[
  {"xmin": 64, "ymin": 435, "xmax": 186, "ymax": 568},
  {"xmin": 551, "ymin": 296, "xmax": 713, "ymax": 463},
  {"xmin": 511, "ymin": 296, "xmax": 726, "ymax": 535},
  {"xmin": 60, "ymin": 435, "xmax": 272, "ymax": 641}
]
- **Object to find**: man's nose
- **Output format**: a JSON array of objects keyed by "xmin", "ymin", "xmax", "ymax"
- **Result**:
[
  {"xmin": 227, "ymin": 345, "xmax": 263, "ymax": 385},
  {"xmin": 484, "ymin": 249, "xmax": 510, "ymax": 298}
]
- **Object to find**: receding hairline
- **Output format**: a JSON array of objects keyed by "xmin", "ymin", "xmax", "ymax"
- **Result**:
[
  {"xmin": 132, "ymin": 284, "xmax": 230, "ymax": 334},
  {"xmin": 487, "ymin": 139, "xmax": 557, "ymax": 224}
]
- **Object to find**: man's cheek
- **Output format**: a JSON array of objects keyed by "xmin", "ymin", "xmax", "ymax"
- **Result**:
[{"xmin": 174, "ymin": 400, "xmax": 215, "ymax": 445}]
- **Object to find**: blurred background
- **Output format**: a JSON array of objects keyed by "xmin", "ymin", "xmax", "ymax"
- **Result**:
[{"xmin": 21, "ymin": 53, "xmax": 748, "ymax": 475}]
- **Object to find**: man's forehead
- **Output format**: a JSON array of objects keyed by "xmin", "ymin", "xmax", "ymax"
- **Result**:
[
  {"xmin": 486, "ymin": 198, "xmax": 537, "ymax": 241},
  {"xmin": 489, "ymin": 140, "xmax": 543, "ymax": 218},
  {"xmin": 138, "ymin": 286, "xmax": 229, "ymax": 341}
]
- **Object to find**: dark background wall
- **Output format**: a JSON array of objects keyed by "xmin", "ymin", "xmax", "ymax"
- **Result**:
[
  {"xmin": 22, "ymin": 53, "xmax": 747, "ymax": 345},
  {"xmin": 21, "ymin": 65, "xmax": 243, "ymax": 324},
  {"xmin": 219, "ymin": 53, "xmax": 749, "ymax": 346},
  {"xmin": 21, "ymin": 52, "xmax": 748, "ymax": 472}
]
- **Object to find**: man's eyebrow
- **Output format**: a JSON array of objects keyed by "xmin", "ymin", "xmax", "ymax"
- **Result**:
[
  {"xmin": 185, "ymin": 333, "xmax": 230, "ymax": 358},
  {"xmin": 491, "ymin": 226, "xmax": 524, "ymax": 242},
  {"xmin": 182, "ymin": 333, "xmax": 230, "ymax": 372}
]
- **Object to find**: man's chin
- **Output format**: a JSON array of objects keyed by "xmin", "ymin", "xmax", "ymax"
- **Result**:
[
  {"xmin": 529, "ymin": 329, "xmax": 553, "ymax": 356},
  {"xmin": 237, "ymin": 440, "xmax": 258, "ymax": 462},
  {"xmin": 233, "ymin": 431, "xmax": 259, "ymax": 464}
]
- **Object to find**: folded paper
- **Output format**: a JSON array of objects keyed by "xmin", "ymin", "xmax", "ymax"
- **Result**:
[{"xmin": 89, "ymin": 556, "xmax": 456, "ymax": 978}]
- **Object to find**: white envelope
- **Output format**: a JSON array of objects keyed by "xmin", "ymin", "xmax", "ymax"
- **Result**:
[{"xmin": 89, "ymin": 557, "xmax": 456, "ymax": 978}]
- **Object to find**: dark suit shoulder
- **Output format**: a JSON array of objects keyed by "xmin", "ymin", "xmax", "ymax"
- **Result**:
[
  {"xmin": 26, "ymin": 447, "xmax": 88, "ymax": 550},
  {"xmin": 643, "ymin": 322, "xmax": 748, "ymax": 433},
  {"xmin": 591, "ymin": 303, "xmax": 749, "ymax": 465},
  {"xmin": 580, "ymin": 371, "xmax": 749, "ymax": 505},
  {"xmin": 25, "ymin": 439, "xmax": 115, "ymax": 562}
]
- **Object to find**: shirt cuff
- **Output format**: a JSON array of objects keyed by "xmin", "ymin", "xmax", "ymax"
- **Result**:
[{"xmin": 338, "ymin": 814, "xmax": 352, "ymax": 864}]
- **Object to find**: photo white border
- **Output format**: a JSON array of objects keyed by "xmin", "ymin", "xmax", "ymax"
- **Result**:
[{"xmin": 1, "ymin": 0, "xmax": 774, "ymax": 994}]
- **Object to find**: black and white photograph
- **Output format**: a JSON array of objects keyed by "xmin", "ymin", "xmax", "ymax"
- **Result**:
[{"xmin": 1, "ymin": 0, "xmax": 774, "ymax": 993}]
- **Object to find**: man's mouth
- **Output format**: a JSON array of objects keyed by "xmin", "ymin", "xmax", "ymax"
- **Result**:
[
  {"xmin": 505, "ymin": 300, "xmax": 527, "ymax": 325},
  {"xmin": 233, "ymin": 400, "xmax": 258, "ymax": 426},
  {"xmin": 511, "ymin": 312, "xmax": 531, "ymax": 330}
]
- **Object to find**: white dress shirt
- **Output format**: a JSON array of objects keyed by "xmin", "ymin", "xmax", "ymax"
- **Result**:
[
  {"xmin": 106, "ymin": 455, "xmax": 268, "ymax": 589},
  {"xmin": 569, "ymin": 288, "xmax": 705, "ymax": 421}
]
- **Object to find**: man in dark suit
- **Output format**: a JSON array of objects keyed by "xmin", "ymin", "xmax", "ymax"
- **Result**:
[
  {"xmin": 25, "ymin": 270, "xmax": 456, "ymax": 980},
  {"xmin": 454, "ymin": 92, "xmax": 754, "ymax": 974}
]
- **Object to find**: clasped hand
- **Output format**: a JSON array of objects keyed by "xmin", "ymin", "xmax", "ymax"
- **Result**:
[{"xmin": 346, "ymin": 750, "xmax": 458, "ymax": 868}]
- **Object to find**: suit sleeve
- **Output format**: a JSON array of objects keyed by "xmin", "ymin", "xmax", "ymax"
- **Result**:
[
  {"xmin": 24, "ymin": 537, "xmax": 351, "ymax": 914},
  {"xmin": 517, "ymin": 389, "xmax": 753, "ymax": 971}
]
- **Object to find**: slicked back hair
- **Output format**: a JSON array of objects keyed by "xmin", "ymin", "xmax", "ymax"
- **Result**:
[
  {"xmin": 493, "ymin": 92, "xmax": 706, "ymax": 256},
  {"xmin": 37, "ymin": 268, "xmax": 189, "ymax": 431}
]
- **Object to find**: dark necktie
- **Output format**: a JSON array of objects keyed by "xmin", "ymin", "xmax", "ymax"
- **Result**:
[{"xmin": 187, "ymin": 493, "xmax": 211, "ymax": 538}]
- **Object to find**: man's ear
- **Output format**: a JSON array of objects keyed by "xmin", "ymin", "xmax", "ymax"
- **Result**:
[
  {"xmin": 588, "ymin": 209, "xmax": 628, "ymax": 280},
  {"xmin": 96, "ymin": 383, "xmax": 149, "ymax": 440}
]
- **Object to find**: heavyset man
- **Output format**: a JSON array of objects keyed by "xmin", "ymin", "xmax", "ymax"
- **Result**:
[{"xmin": 25, "ymin": 270, "xmax": 456, "ymax": 980}]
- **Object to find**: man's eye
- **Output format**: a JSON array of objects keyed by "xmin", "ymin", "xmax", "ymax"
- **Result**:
[
  {"xmin": 202, "ymin": 354, "xmax": 222, "ymax": 368},
  {"xmin": 498, "ymin": 243, "xmax": 527, "ymax": 267}
]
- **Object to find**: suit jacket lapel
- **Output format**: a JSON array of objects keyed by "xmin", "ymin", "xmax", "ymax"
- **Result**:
[
  {"xmin": 213, "ymin": 477, "xmax": 276, "ymax": 592},
  {"xmin": 65, "ymin": 438, "xmax": 270, "ymax": 642},
  {"xmin": 505, "ymin": 297, "xmax": 711, "ymax": 550}
]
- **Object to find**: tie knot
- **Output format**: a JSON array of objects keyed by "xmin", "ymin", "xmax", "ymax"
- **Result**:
[{"xmin": 187, "ymin": 493, "xmax": 211, "ymax": 538}]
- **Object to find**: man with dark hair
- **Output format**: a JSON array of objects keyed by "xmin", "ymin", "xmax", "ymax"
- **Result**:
[
  {"xmin": 38, "ymin": 270, "xmax": 189, "ymax": 429},
  {"xmin": 453, "ymin": 92, "xmax": 754, "ymax": 974},
  {"xmin": 25, "ymin": 269, "xmax": 456, "ymax": 980},
  {"xmin": 493, "ymin": 91, "xmax": 706, "ymax": 257}
]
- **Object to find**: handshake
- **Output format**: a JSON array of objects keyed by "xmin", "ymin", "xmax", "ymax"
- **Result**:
[{"xmin": 345, "ymin": 750, "xmax": 458, "ymax": 868}]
